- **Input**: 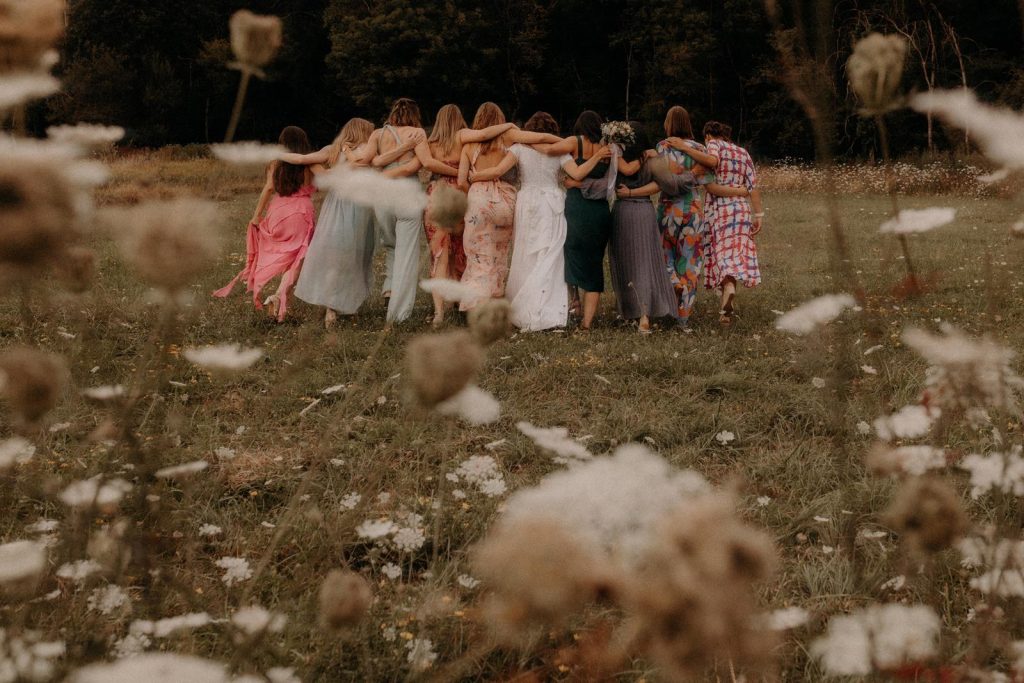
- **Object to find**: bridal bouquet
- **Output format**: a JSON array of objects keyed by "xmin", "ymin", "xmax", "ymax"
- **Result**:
[{"xmin": 601, "ymin": 120, "xmax": 635, "ymax": 146}]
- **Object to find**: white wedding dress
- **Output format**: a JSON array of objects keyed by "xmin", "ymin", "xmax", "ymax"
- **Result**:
[{"xmin": 505, "ymin": 144, "xmax": 570, "ymax": 331}]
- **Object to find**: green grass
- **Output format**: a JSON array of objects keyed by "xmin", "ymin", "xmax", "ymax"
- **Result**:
[{"xmin": 3, "ymin": 176, "xmax": 1024, "ymax": 680}]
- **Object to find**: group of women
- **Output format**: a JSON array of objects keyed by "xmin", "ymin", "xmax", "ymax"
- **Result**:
[{"xmin": 214, "ymin": 98, "xmax": 764, "ymax": 333}]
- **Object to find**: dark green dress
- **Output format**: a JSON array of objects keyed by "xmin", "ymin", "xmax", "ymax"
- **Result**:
[{"xmin": 564, "ymin": 136, "xmax": 612, "ymax": 292}]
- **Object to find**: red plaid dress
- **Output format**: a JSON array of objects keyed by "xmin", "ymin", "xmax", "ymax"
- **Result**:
[{"xmin": 703, "ymin": 139, "xmax": 761, "ymax": 289}]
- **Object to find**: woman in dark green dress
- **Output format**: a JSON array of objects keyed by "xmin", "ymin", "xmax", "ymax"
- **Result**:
[{"xmin": 545, "ymin": 111, "xmax": 612, "ymax": 330}]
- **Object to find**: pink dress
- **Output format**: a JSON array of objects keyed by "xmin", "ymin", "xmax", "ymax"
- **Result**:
[
  {"xmin": 459, "ymin": 147, "xmax": 516, "ymax": 312},
  {"xmin": 424, "ymin": 161, "xmax": 467, "ymax": 280},
  {"xmin": 703, "ymin": 139, "xmax": 761, "ymax": 289},
  {"xmin": 213, "ymin": 185, "xmax": 316, "ymax": 321}
]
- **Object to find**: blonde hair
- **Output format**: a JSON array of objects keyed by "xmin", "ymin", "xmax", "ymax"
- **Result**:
[
  {"xmin": 428, "ymin": 104, "xmax": 468, "ymax": 157},
  {"xmin": 327, "ymin": 118, "xmax": 373, "ymax": 167},
  {"xmin": 387, "ymin": 98, "xmax": 421, "ymax": 127},
  {"xmin": 472, "ymin": 102, "xmax": 506, "ymax": 154}
]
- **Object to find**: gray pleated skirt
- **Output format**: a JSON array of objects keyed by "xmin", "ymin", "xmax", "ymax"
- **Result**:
[{"xmin": 609, "ymin": 199, "xmax": 678, "ymax": 321}]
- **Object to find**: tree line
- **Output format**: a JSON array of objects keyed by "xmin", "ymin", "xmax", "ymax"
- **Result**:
[{"xmin": 42, "ymin": 0, "xmax": 1023, "ymax": 159}]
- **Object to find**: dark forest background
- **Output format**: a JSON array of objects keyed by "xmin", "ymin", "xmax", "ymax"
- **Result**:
[{"xmin": 40, "ymin": 0, "xmax": 1024, "ymax": 159}]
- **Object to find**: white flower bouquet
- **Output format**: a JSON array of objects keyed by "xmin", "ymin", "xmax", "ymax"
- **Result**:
[{"xmin": 600, "ymin": 120, "xmax": 635, "ymax": 146}]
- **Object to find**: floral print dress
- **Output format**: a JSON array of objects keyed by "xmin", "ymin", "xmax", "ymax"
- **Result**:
[
  {"xmin": 704, "ymin": 139, "xmax": 761, "ymax": 289},
  {"xmin": 656, "ymin": 139, "xmax": 715, "ymax": 322},
  {"xmin": 459, "ymin": 146, "xmax": 517, "ymax": 312}
]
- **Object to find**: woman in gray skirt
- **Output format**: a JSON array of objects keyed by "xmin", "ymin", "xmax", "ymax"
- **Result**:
[{"xmin": 609, "ymin": 123, "xmax": 679, "ymax": 334}]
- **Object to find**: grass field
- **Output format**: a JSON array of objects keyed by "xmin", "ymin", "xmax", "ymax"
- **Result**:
[{"xmin": 3, "ymin": 159, "xmax": 1024, "ymax": 680}]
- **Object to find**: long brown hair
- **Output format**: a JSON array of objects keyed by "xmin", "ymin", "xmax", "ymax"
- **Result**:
[
  {"xmin": 472, "ymin": 102, "xmax": 505, "ymax": 154},
  {"xmin": 327, "ymin": 117, "xmax": 373, "ymax": 167},
  {"xmin": 427, "ymin": 104, "xmax": 468, "ymax": 157},
  {"xmin": 523, "ymin": 111, "xmax": 559, "ymax": 135},
  {"xmin": 664, "ymin": 106, "xmax": 695, "ymax": 139},
  {"xmin": 387, "ymin": 98, "xmax": 421, "ymax": 127},
  {"xmin": 273, "ymin": 126, "xmax": 312, "ymax": 197}
]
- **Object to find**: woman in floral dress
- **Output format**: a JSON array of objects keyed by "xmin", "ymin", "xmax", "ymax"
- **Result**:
[{"xmin": 702, "ymin": 120, "xmax": 763, "ymax": 326}]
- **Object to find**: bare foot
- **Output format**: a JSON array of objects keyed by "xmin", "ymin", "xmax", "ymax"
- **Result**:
[
  {"xmin": 263, "ymin": 294, "xmax": 280, "ymax": 321},
  {"xmin": 324, "ymin": 309, "xmax": 337, "ymax": 330}
]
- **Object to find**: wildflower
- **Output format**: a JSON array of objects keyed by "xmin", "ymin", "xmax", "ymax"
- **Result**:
[
  {"xmin": 110, "ymin": 198, "xmax": 223, "ymax": 293},
  {"xmin": 86, "ymin": 584, "xmax": 130, "ymax": 615},
  {"xmin": 210, "ymin": 141, "xmax": 285, "ymax": 165},
  {"xmin": 0, "ymin": 436, "xmax": 34, "ymax": 469},
  {"xmin": 232, "ymin": 606, "xmax": 286, "ymax": 636},
  {"xmin": 56, "ymin": 559, "xmax": 102, "ymax": 582},
  {"xmin": 775, "ymin": 294, "xmax": 857, "ymax": 335},
  {"xmin": 214, "ymin": 447, "xmax": 236, "ymax": 460},
  {"xmin": 885, "ymin": 476, "xmax": 967, "ymax": 553},
  {"xmin": 198, "ymin": 524, "xmax": 222, "ymax": 537},
  {"xmin": 862, "ymin": 365, "xmax": 878, "ymax": 375},
  {"xmin": 879, "ymin": 207, "xmax": 956, "ymax": 234},
  {"xmin": 0, "ymin": 630, "xmax": 65, "ymax": 682},
  {"xmin": 434, "ymin": 385, "xmax": 501, "ymax": 425},
  {"xmin": 866, "ymin": 444, "xmax": 946, "ymax": 477},
  {"xmin": 155, "ymin": 459, "xmax": 209, "ymax": 479},
  {"xmin": 406, "ymin": 637, "xmax": 438, "ymax": 671},
  {"xmin": 266, "ymin": 668, "xmax": 301, "ymax": 683},
  {"xmin": 812, "ymin": 377, "xmax": 827, "ymax": 389},
  {"xmin": 0, "ymin": 539, "xmax": 46, "ymax": 590},
  {"xmin": 392, "ymin": 526, "xmax": 426, "ymax": 552},
  {"xmin": 715, "ymin": 430, "xmax": 735, "ymax": 444},
  {"xmin": 316, "ymin": 167, "xmax": 426, "ymax": 219},
  {"xmin": 873, "ymin": 404, "xmax": 939, "ymax": 442},
  {"xmin": 134, "ymin": 612, "xmax": 214, "ymax": 639},
  {"xmin": 183, "ymin": 344, "xmax": 262, "ymax": 372},
  {"xmin": 811, "ymin": 603, "xmax": 940, "ymax": 676},
  {"xmin": 468, "ymin": 298, "xmax": 512, "ymax": 346},
  {"xmin": 756, "ymin": 496, "xmax": 771, "ymax": 506},
  {"xmin": 355, "ymin": 519, "xmax": 396, "ymax": 540},
  {"xmin": 60, "ymin": 476, "xmax": 132, "ymax": 512},
  {"xmin": 856, "ymin": 420, "xmax": 872, "ymax": 435},
  {"xmin": 214, "ymin": 556, "xmax": 252, "ymax": 586},
  {"xmin": 457, "ymin": 574, "xmax": 480, "ymax": 589},
  {"xmin": 82, "ymin": 385, "xmax": 125, "ymax": 401},
  {"xmin": 67, "ymin": 653, "xmax": 232, "ymax": 683},
  {"xmin": 960, "ymin": 448, "xmax": 1024, "ymax": 498},
  {"xmin": 455, "ymin": 455, "xmax": 500, "ymax": 484},
  {"xmin": 0, "ymin": 346, "xmax": 67, "ymax": 427},
  {"xmin": 902, "ymin": 325, "xmax": 1024, "ymax": 416},
  {"xmin": 381, "ymin": 563, "xmax": 402, "ymax": 580},
  {"xmin": 228, "ymin": 10, "xmax": 283, "ymax": 77},
  {"xmin": 404, "ymin": 330, "xmax": 483, "ymax": 408},
  {"xmin": 0, "ymin": 0, "xmax": 65, "ymax": 72},
  {"xmin": 765, "ymin": 606, "xmax": 811, "ymax": 631},
  {"xmin": 970, "ymin": 570, "xmax": 1024, "ymax": 598},
  {"xmin": 479, "ymin": 477, "xmax": 507, "ymax": 497},
  {"xmin": 318, "ymin": 569, "xmax": 372, "ymax": 631},
  {"xmin": 912, "ymin": 89, "xmax": 1024, "ymax": 170},
  {"xmin": 419, "ymin": 277, "xmax": 479, "ymax": 302},
  {"xmin": 46, "ymin": 123, "xmax": 125, "ymax": 149},
  {"xmin": 516, "ymin": 421, "xmax": 593, "ymax": 464},
  {"xmin": 339, "ymin": 492, "xmax": 361, "ymax": 510},
  {"xmin": 501, "ymin": 443, "xmax": 709, "ymax": 567},
  {"xmin": 0, "ymin": 70, "xmax": 58, "ymax": 108},
  {"xmin": 426, "ymin": 182, "xmax": 468, "ymax": 231},
  {"xmin": 846, "ymin": 33, "xmax": 908, "ymax": 115}
]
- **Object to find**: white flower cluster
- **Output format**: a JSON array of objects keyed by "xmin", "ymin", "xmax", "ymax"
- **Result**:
[
  {"xmin": 87, "ymin": 585, "xmax": 130, "ymax": 615},
  {"xmin": 500, "ymin": 443, "xmax": 709, "ymax": 567},
  {"xmin": 516, "ymin": 421, "xmax": 592, "ymax": 465},
  {"xmin": 68, "ymin": 652, "xmax": 232, "ymax": 683},
  {"xmin": 231, "ymin": 606, "xmax": 286, "ymax": 636},
  {"xmin": 0, "ymin": 437, "xmax": 35, "ymax": 470},
  {"xmin": 209, "ymin": 142, "xmax": 285, "ymax": 166},
  {"xmin": 0, "ymin": 540, "xmax": 46, "ymax": 586},
  {"xmin": 183, "ymin": 344, "xmax": 263, "ymax": 372},
  {"xmin": 960, "ymin": 448, "xmax": 1024, "ymax": 499},
  {"xmin": 600, "ymin": 121, "xmax": 636, "ymax": 146},
  {"xmin": 316, "ymin": 167, "xmax": 426, "ymax": 219},
  {"xmin": 810, "ymin": 603, "xmax": 940, "ymax": 676},
  {"xmin": 873, "ymin": 404, "xmax": 939, "ymax": 442},
  {"xmin": 879, "ymin": 207, "xmax": 955, "ymax": 234},
  {"xmin": 911, "ymin": 89, "xmax": 1024, "ymax": 172},
  {"xmin": 356, "ymin": 512, "xmax": 427, "ymax": 554},
  {"xmin": 0, "ymin": 628, "xmax": 65, "ymax": 683},
  {"xmin": 434, "ymin": 386, "xmax": 500, "ymax": 426},
  {"xmin": 775, "ymin": 294, "xmax": 857, "ymax": 335},
  {"xmin": 448, "ymin": 455, "xmax": 507, "ymax": 498},
  {"xmin": 214, "ymin": 557, "xmax": 253, "ymax": 586},
  {"xmin": 419, "ymin": 278, "xmax": 480, "ymax": 303},
  {"xmin": 405, "ymin": 637, "xmax": 438, "ymax": 671},
  {"xmin": 59, "ymin": 476, "xmax": 133, "ymax": 510},
  {"xmin": 56, "ymin": 559, "xmax": 102, "ymax": 582}
]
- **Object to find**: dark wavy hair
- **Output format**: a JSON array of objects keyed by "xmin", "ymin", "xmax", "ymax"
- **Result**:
[
  {"xmin": 703, "ymin": 120, "xmax": 733, "ymax": 141},
  {"xmin": 621, "ymin": 121, "xmax": 651, "ymax": 164},
  {"xmin": 573, "ymin": 110, "xmax": 603, "ymax": 143},
  {"xmin": 273, "ymin": 126, "xmax": 312, "ymax": 197},
  {"xmin": 523, "ymin": 111, "xmax": 559, "ymax": 136}
]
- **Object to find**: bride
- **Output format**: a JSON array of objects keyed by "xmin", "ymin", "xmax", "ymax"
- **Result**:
[{"xmin": 473, "ymin": 111, "xmax": 610, "ymax": 331}]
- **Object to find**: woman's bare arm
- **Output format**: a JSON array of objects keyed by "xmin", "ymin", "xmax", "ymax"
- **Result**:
[
  {"xmin": 415, "ymin": 141, "xmax": 458, "ymax": 176},
  {"xmin": 457, "ymin": 146, "xmax": 471, "ymax": 191},
  {"xmin": 750, "ymin": 188, "xmax": 764, "ymax": 234},
  {"xmin": 355, "ymin": 129, "xmax": 382, "ymax": 165},
  {"xmin": 617, "ymin": 181, "xmax": 659, "ymax": 198},
  {"xmin": 469, "ymin": 152, "xmax": 516, "ymax": 182},
  {"xmin": 561, "ymin": 146, "xmax": 612, "ymax": 180},
  {"xmin": 505, "ymin": 129, "xmax": 562, "ymax": 146},
  {"xmin": 667, "ymin": 137, "xmax": 719, "ymax": 167},
  {"xmin": 617, "ymin": 156, "xmax": 642, "ymax": 176},
  {"xmin": 250, "ymin": 164, "xmax": 275, "ymax": 223},
  {"xmin": 705, "ymin": 183, "xmax": 749, "ymax": 197},
  {"xmin": 382, "ymin": 156, "xmax": 421, "ymax": 178},
  {"xmin": 372, "ymin": 138, "xmax": 418, "ymax": 167},
  {"xmin": 279, "ymin": 145, "xmax": 331, "ymax": 165},
  {"xmin": 459, "ymin": 122, "xmax": 515, "ymax": 143},
  {"xmin": 541, "ymin": 136, "xmax": 579, "ymax": 156}
]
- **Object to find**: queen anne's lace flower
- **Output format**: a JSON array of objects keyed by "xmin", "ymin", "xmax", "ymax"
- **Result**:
[
  {"xmin": 879, "ymin": 207, "xmax": 955, "ymax": 234},
  {"xmin": 811, "ymin": 604, "xmax": 939, "ymax": 676},
  {"xmin": 214, "ymin": 557, "xmax": 252, "ymax": 586},
  {"xmin": 775, "ymin": 294, "xmax": 857, "ymax": 335}
]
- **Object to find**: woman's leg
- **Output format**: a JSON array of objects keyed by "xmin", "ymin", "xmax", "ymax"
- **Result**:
[{"xmin": 581, "ymin": 290, "xmax": 600, "ymax": 330}]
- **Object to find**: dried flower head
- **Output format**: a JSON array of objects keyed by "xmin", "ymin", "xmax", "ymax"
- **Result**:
[
  {"xmin": 0, "ymin": 156, "xmax": 79, "ymax": 282},
  {"xmin": 468, "ymin": 298, "xmax": 512, "ymax": 346},
  {"xmin": 110, "ymin": 198, "xmax": 223, "ymax": 292},
  {"xmin": 228, "ymin": 10, "xmax": 282, "ymax": 76},
  {"xmin": 404, "ymin": 330, "xmax": 484, "ymax": 408},
  {"xmin": 885, "ymin": 476, "xmax": 968, "ymax": 553},
  {"xmin": 0, "ymin": 346, "xmax": 66, "ymax": 427},
  {"xmin": 473, "ymin": 518, "xmax": 615, "ymax": 642},
  {"xmin": 426, "ymin": 183, "xmax": 468, "ymax": 232},
  {"xmin": 0, "ymin": 0, "xmax": 65, "ymax": 72},
  {"xmin": 846, "ymin": 33, "xmax": 907, "ymax": 115},
  {"xmin": 318, "ymin": 569, "xmax": 373, "ymax": 632},
  {"xmin": 87, "ymin": 519, "xmax": 130, "ymax": 574}
]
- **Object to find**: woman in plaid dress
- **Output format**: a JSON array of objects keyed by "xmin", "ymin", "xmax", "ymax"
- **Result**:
[{"xmin": 702, "ymin": 121, "xmax": 764, "ymax": 326}]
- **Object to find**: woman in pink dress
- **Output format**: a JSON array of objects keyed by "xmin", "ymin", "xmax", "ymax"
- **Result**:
[
  {"xmin": 701, "ymin": 121, "xmax": 764, "ymax": 326},
  {"xmin": 213, "ymin": 126, "xmax": 323, "ymax": 322}
]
